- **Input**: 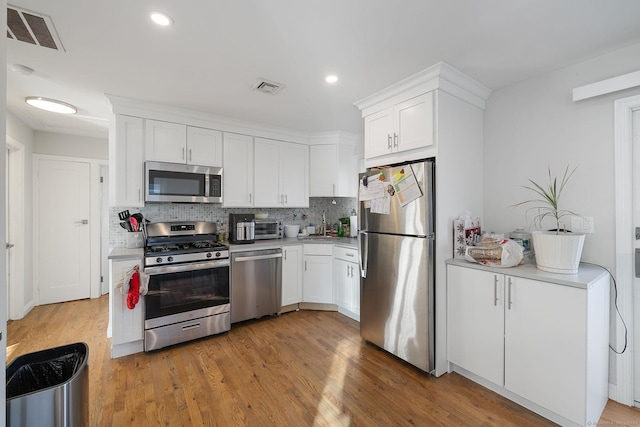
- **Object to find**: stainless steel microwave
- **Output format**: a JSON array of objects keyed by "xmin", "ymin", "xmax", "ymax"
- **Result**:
[{"xmin": 145, "ymin": 161, "xmax": 223, "ymax": 203}]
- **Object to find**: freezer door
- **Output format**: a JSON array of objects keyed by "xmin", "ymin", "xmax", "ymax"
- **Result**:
[
  {"xmin": 360, "ymin": 232, "xmax": 434, "ymax": 372},
  {"xmin": 359, "ymin": 160, "xmax": 434, "ymax": 237}
]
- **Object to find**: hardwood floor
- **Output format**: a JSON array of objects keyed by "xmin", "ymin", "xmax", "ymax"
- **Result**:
[{"xmin": 7, "ymin": 296, "xmax": 640, "ymax": 426}]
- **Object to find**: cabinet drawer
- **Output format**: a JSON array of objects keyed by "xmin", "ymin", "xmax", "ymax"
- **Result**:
[
  {"xmin": 304, "ymin": 243, "xmax": 333, "ymax": 256},
  {"xmin": 333, "ymin": 246, "xmax": 358, "ymax": 262}
]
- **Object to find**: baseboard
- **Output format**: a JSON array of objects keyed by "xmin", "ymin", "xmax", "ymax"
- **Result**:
[
  {"xmin": 111, "ymin": 340, "xmax": 144, "ymax": 358},
  {"xmin": 299, "ymin": 302, "xmax": 338, "ymax": 311}
]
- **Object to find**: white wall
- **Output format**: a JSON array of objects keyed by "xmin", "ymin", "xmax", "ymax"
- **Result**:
[
  {"xmin": 34, "ymin": 131, "xmax": 108, "ymax": 160},
  {"xmin": 484, "ymin": 40, "xmax": 640, "ymax": 386},
  {"xmin": 6, "ymin": 112, "xmax": 35, "ymax": 317}
]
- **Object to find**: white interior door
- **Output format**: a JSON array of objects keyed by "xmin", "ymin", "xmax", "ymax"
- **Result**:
[
  {"xmin": 36, "ymin": 158, "xmax": 91, "ymax": 304},
  {"xmin": 633, "ymin": 107, "xmax": 640, "ymax": 407},
  {"xmin": 5, "ymin": 149, "xmax": 10, "ymax": 315}
]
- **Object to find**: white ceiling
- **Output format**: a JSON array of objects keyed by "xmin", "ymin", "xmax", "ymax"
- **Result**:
[{"xmin": 7, "ymin": 0, "xmax": 640, "ymax": 139}]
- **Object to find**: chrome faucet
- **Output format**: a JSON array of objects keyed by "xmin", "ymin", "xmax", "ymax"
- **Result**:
[{"xmin": 322, "ymin": 210, "xmax": 326, "ymax": 236}]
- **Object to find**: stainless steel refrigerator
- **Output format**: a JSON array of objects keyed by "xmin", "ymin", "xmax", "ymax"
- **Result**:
[{"xmin": 358, "ymin": 159, "xmax": 435, "ymax": 373}]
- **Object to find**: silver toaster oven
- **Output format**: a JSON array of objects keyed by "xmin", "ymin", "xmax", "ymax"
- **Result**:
[{"xmin": 254, "ymin": 220, "xmax": 283, "ymax": 240}]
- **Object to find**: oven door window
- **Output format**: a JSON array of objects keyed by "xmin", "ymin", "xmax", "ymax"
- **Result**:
[
  {"xmin": 148, "ymin": 170, "xmax": 206, "ymax": 197},
  {"xmin": 146, "ymin": 266, "xmax": 229, "ymax": 320}
]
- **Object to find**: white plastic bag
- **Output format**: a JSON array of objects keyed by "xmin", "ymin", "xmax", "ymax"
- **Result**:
[{"xmin": 464, "ymin": 239, "xmax": 524, "ymax": 267}]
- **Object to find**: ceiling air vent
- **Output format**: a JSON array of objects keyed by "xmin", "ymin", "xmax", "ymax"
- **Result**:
[
  {"xmin": 7, "ymin": 5, "xmax": 64, "ymax": 51},
  {"xmin": 252, "ymin": 78, "xmax": 284, "ymax": 95}
]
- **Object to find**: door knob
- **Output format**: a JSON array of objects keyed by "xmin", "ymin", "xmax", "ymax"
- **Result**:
[
  {"xmin": 6, "ymin": 243, "xmax": 15, "ymax": 249},
  {"xmin": 75, "ymin": 219, "xmax": 89, "ymax": 225}
]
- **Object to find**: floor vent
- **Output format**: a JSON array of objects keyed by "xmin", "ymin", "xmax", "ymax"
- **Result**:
[
  {"xmin": 7, "ymin": 5, "xmax": 64, "ymax": 51},
  {"xmin": 252, "ymin": 78, "xmax": 284, "ymax": 95}
]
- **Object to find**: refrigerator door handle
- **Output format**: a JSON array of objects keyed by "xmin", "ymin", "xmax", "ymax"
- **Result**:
[{"xmin": 358, "ymin": 231, "xmax": 369, "ymax": 278}]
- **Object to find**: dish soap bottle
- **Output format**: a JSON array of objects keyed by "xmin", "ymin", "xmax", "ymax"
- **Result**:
[{"xmin": 337, "ymin": 223, "xmax": 344, "ymax": 237}]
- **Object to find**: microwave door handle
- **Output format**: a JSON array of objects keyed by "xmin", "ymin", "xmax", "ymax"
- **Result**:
[{"xmin": 205, "ymin": 174, "xmax": 210, "ymax": 197}]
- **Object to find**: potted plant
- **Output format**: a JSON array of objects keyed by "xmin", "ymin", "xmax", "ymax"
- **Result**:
[{"xmin": 512, "ymin": 165, "xmax": 585, "ymax": 274}]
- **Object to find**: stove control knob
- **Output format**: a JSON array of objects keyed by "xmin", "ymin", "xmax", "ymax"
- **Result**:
[
  {"xmin": 168, "ymin": 256, "xmax": 174, "ymax": 262},
  {"xmin": 156, "ymin": 257, "xmax": 162, "ymax": 264},
  {"xmin": 206, "ymin": 252, "xmax": 213, "ymax": 258},
  {"xmin": 215, "ymin": 252, "xmax": 221, "ymax": 258}
]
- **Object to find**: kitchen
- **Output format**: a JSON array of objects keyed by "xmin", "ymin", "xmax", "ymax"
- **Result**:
[{"xmin": 5, "ymin": 1, "xmax": 640, "ymax": 426}]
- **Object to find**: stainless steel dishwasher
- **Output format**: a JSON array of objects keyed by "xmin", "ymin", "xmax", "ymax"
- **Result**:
[{"xmin": 231, "ymin": 248, "xmax": 282, "ymax": 323}]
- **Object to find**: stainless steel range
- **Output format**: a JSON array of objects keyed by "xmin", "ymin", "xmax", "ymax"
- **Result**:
[{"xmin": 143, "ymin": 221, "xmax": 230, "ymax": 351}]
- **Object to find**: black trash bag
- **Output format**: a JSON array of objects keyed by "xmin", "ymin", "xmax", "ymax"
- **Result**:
[{"xmin": 6, "ymin": 347, "xmax": 86, "ymax": 399}]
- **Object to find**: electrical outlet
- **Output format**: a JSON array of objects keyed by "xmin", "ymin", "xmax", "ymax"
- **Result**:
[{"xmin": 570, "ymin": 215, "xmax": 594, "ymax": 234}]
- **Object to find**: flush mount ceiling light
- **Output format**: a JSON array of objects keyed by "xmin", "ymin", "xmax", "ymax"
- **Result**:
[
  {"xmin": 25, "ymin": 96, "xmax": 77, "ymax": 114},
  {"xmin": 150, "ymin": 11, "xmax": 173, "ymax": 26},
  {"xmin": 325, "ymin": 75, "xmax": 338, "ymax": 83}
]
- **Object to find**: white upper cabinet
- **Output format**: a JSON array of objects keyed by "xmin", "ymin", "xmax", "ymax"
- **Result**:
[
  {"xmin": 109, "ymin": 114, "xmax": 144, "ymax": 207},
  {"xmin": 254, "ymin": 138, "xmax": 308, "ymax": 208},
  {"xmin": 186, "ymin": 126, "xmax": 223, "ymax": 167},
  {"xmin": 309, "ymin": 140, "xmax": 357, "ymax": 198},
  {"xmin": 364, "ymin": 92, "xmax": 433, "ymax": 159},
  {"xmin": 223, "ymin": 133, "xmax": 254, "ymax": 207},
  {"xmin": 145, "ymin": 119, "xmax": 222, "ymax": 167}
]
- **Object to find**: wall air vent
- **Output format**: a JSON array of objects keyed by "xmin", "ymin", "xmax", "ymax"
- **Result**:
[
  {"xmin": 7, "ymin": 5, "xmax": 65, "ymax": 51},
  {"xmin": 252, "ymin": 78, "xmax": 285, "ymax": 95}
]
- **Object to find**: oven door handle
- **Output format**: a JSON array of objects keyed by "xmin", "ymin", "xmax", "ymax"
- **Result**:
[
  {"xmin": 233, "ymin": 253, "xmax": 283, "ymax": 262},
  {"xmin": 144, "ymin": 259, "xmax": 229, "ymax": 275}
]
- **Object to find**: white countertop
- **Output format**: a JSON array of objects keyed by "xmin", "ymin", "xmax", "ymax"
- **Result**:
[
  {"xmin": 446, "ymin": 257, "xmax": 609, "ymax": 289},
  {"xmin": 228, "ymin": 236, "xmax": 358, "ymax": 252},
  {"xmin": 108, "ymin": 247, "xmax": 144, "ymax": 259}
]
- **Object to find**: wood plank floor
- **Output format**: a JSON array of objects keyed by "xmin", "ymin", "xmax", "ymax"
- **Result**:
[{"xmin": 7, "ymin": 295, "xmax": 640, "ymax": 426}]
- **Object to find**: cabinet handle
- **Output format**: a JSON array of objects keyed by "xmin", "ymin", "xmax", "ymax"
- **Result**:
[
  {"xmin": 494, "ymin": 275, "xmax": 498, "ymax": 306},
  {"xmin": 284, "ymin": 250, "xmax": 287, "ymax": 261},
  {"xmin": 138, "ymin": 189, "xmax": 141, "ymax": 202},
  {"xmin": 249, "ymin": 193, "xmax": 252, "ymax": 203},
  {"xmin": 285, "ymin": 194, "xmax": 288, "ymax": 204},
  {"xmin": 350, "ymin": 265, "xmax": 354, "ymax": 277},
  {"xmin": 333, "ymin": 184, "xmax": 336, "ymax": 197},
  {"xmin": 305, "ymin": 260, "xmax": 307, "ymax": 271},
  {"xmin": 507, "ymin": 277, "xmax": 513, "ymax": 310},
  {"xmin": 393, "ymin": 133, "xmax": 398, "ymax": 148},
  {"xmin": 347, "ymin": 264, "xmax": 350, "ymax": 277},
  {"xmin": 189, "ymin": 149, "xmax": 192, "ymax": 162},
  {"xmin": 182, "ymin": 147, "xmax": 185, "ymax": 160},
  {"xmin": 387, "ymin": 134, "xmax": 392, "ymax": 149}
]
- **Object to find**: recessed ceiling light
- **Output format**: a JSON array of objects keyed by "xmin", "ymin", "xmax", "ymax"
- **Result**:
[
  {"xmin": 150, "ymin": 11, "xmax": 173, "ymax": 26},
  {"xmin": 25, "ymin": 97, "xmax": 77, "ymax": 114},
  {"xmin": 325, "ymin": 75, "xmax": 338, "ymax": 83}
]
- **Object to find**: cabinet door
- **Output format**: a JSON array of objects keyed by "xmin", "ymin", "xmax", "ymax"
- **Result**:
[
  {"xmin": 110, "ymin": 259, "xmax": 144, "ymax": 346},
  {"xmin": 186, "ymin": 127, "xmax": 223, "ymax": 166},
  {"xmin": 281, "ymin": 142, "xmax": 308, "ymax": 207},
  {"xmin": 254, "ymin": 138, "xmax": 282, "ymax": 207},
  {"xmin": 303, "ymin": 255, "xmax": 333, "ymax": 303},
  {"xmin": 282, "ymin": 245, "xmax": 302, "ymax": 306},
  {"xmin": 364, "ymin": 108, "xmax": 393, "ymax": 159},
  {"xmin": 309, "ymin": 145, "xmax": 337, "ymax": 197},
  {"xmin": 333, "ymin": 258, "xmax": 352, "ymax": 309},
  {"xmin": 145, "ymin": 119, "xmax": 187, "ymax": 163},
  {"xmin": 110, "ymin": 115, "xmax": 144, "ymax": 207},
  {"xmin": 504, "ymin": 276, "xmax": 586, "ymax": 424},
  {"xmin": 222, "ymin": 133, "xmax": 254, "ymax": 207},
  {"xmin": 395, "ymin": 92, "xmax": 434, "ymax": 153},
  {"xmin": 447, "ymin": 265, "xmax": 505, "ymax": 386}
]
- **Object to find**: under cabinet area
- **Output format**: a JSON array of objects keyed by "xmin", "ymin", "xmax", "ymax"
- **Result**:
[
  {"xmin": 145, "ymin": 119, "xmax": 223, "ymax": 167},
  {"xmin": 333, "ymin": 245, "xmax": 360, "ymax": 320},
  {"xmin": 446, "ymin": 261, "xmax": 610, "ymax": 427}
]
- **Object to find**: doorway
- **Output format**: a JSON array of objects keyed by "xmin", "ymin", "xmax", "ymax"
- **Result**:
[{"xmin": 5, "ymin": 137, "xmax": 24, "ymax": 319}]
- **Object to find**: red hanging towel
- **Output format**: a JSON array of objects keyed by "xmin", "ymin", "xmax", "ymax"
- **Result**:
[{"xmin": 127, "ymin": 270, "xmax": 140, "ymax": 309}]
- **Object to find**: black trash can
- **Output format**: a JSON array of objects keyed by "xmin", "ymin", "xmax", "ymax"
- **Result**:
[{"xmin": 6, "ymin": 342, "xmax": 89, "ymax": 427}]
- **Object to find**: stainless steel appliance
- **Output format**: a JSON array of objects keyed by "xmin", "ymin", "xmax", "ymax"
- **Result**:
[
  {"xmin": 143, "ymin": 221, "xmax": 230, "ymax": 351},
  {"xmin": 231, "ymin": 248, "xmax": 282, "ymax": 323},
  {"xmin": 358, "ymin": 159, "xmax": 435, "ymax": 372},
  {"xmin": 145, "ymin": 161, "xmax": 223, "ymax": 203},
  {"xmin": 229, "ymin": 213, "xmax": 255, "ymax": 244},
  {"xmin": 254, "ymin": 219, "xmax": 283, "ymax": 240}
]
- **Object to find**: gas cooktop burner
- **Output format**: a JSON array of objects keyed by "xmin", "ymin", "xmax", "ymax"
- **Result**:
[{"xmin": 146, "ymin": 241, "xmax": 226, "ymax": 254}]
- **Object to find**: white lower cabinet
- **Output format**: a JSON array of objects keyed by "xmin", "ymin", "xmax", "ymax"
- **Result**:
[
  {"xmin": 302, "ymin": 244, "xmax": 333, "ymax": 303},
  {"xmin": 447, "ymin": 263, "xmax": 610, "ymax": 426},
  {"xmin": 282, "ymin": 245, "xmax": 302, "ymax": 307},
  {"xmin": 109, "ymin": 258, "xmax": 145, "ymax": 358},
  {"xmin": 333, "ymin": 246, "xmax": 360, "ymax": 320}
]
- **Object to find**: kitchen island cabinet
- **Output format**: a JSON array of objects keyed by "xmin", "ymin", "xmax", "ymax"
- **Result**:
[
  {"xmin": 108, "ymin": 250, "xmax": 145, "ymax": 358},
  {"xmin": 282, "ymin": 244, "xmax": 302, "ymax": 308},
  {"xmin": 447, "ymin": 260, "xmax": 609, "ymax": 427},
  {"xmin": 145, "ymin": 119, "xmax": 223, "ymax": 167},
  {"xmin": 109, "ymin": 115, "xmax": 144, "ymax": 207}
]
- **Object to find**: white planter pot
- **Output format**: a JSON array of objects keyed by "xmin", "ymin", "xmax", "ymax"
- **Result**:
[{"xmin": 531, "ymin": 231, "xmax": 585, "ymax": 274}]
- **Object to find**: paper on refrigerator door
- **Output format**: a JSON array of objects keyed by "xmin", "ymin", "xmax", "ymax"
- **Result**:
[
  {"xmin": 392, "ymin": 165, "xmax": 423, "ymax": 207},
  {"xmin": 359, "ymin": 173, "xmax": 385, "ymax": 201}
]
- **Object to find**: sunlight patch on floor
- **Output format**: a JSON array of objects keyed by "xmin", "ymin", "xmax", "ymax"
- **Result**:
[
  {"xmin": 314, "ymin": 339, "xmax": 351, "ymax": 426},
  {"xmin": 6, "ymin": 343, "xmax": 20, "ymax": 361}
]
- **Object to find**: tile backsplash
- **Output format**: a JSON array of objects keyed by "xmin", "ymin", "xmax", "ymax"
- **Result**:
[{"xmin": 110, "ymin": 197, "xmax": 357, "ymax": 247}]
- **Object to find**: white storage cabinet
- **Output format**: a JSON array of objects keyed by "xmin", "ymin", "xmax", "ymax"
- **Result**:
[
  {"xmin": 223, "ymin": 133, "xmax": 254, "ymax": 207},
  {"xmin": 282, "ymin": 245, "xmax": 303, "ymax": 307},
  {"xmin": 333, "ymin": 245, "xmax": 360, "ymax": 320},
  {"xmin": 145, "ymin": 119, "xmax": 222, "ymax": 167},
  {"xmin": 447, "ymin": 262, "xmax": 609, "ymax": 426},
  {"xmin": 109, "ymin": 258, "xmax": 145, "ymax": 358},
  {"xmin": 302, "ymin": 244, "xmax": 333, "ymax": 303},
  {"xmin": 109, "ymin": 115, "xmax": 145, "ymax": 207},
  {"xmin": 309, "ymin": 143, "xmax": 357, "ymax": 198}
]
